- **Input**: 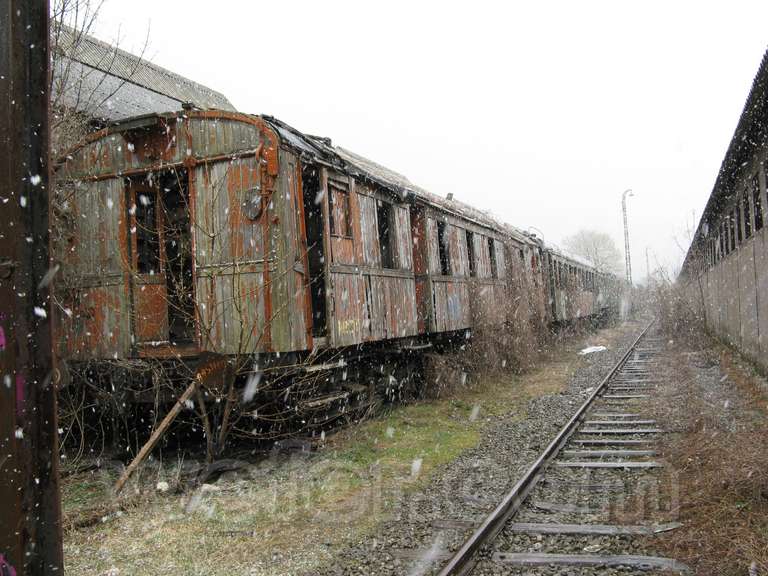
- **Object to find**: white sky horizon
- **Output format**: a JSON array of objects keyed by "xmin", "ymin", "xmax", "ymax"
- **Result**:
[{"xmin": 91, "ymin": 0, "xmax": 768, "ymax": 283}]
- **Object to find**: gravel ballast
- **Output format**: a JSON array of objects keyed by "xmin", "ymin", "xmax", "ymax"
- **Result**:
[{"xmin": 308, "ymin": 321, "xmax": 649, "ymax": 576}]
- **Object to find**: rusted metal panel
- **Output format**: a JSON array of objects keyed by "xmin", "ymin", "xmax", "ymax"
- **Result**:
[
  {"xmin": 394, "ymin": 205, "xmax": 413, "ymax": 271},
  {"xmin": 471, "ymin": 281, "xmax": 507, "ymax": 326},
  {"xmin": 188, "ymin": 117, "xmax": 261, "ymax": 159},
  {"xmin": 357, "ymin": 187, "xmax": 380, "ymax": 267},
  {"xmin": 330, "ymin": 271, "xmax": 366, "ymax": 345},
  {"xmin": 55, "ymin": 177, "xmax": 131, "ymax": 359},
  {"xmin": 475, "ymin": 233, "xmax": 491, "ymax": 279},
  {"xmin": 133, "ymin": 281, "xmax": 169, "ymax": 343},
  {"xmin": 329, "ymin": 270, "xmax": 417, "ymax": 345},
  {"xmin": 494, "ymin": 239, "xmax": 506, "ymax": 279},
  {"xmin": 195, "ymin": 157, "xmax": 264, "ymax": 265},
  {"xmin": 196, "ymin": 269, "xmax": 266, "ymax": 354},
  {"xmin": 449, "ymin": 224, "xmax": 469, "ymax": 277},
  {"xmin": 426, "ymin": 217, "xmax": 441, "ymax": 275},
  {"xmin": 371, "ymin": 276, "xmax": 418, "ymax": 338},
  {"xmin": 194, "ymin": 155, "xmax": 271, "ymax": 353},
  {"xmin": 278, "ymin": 150, "xmax": 310, "ymax": 351},
  {"xmin": 60, "ymin": 111, "xmax": 279, "ymax": 182},
  {"xmin": 431, "ymin": 278, "xmax": 471, "ymax": 332}
]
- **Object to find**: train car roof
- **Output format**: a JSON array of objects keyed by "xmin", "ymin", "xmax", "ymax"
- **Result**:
[
  {"xmin": 545, "ymin": 245, "xmax": 604, "ymax": 273},
  {"xmin": 261, "ymin": 115, "xmax": 537, "ymax": 245}
]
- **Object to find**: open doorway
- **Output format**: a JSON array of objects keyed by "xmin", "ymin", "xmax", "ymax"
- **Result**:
[
  {"xmin": 159, "ymin": 170, "xmax": 195, "ymax": 344},
  {"xmin": 301, "ymin": 165, "xmax": 328, "ymax": 338}
]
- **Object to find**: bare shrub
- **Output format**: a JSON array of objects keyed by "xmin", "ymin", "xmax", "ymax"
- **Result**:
[{"xmin": 650, "ymin": 270, "xmax": 706, "ymax": 345}]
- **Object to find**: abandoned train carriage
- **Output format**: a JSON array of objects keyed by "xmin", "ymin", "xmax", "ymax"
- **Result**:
[
  {"xmin": 545, "ymin": 248, "xmax": 616, "ymax": 324},
  {"xmin": 54, "ymin": 109, "xmax": 616, "ymax": 418}
]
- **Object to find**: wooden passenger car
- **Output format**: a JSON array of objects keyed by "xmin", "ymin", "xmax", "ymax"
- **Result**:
[
  {"xmin": 54, "ymin": 111, "xmax": 532, "ymax": 368},
  {"xmin": 544, "ymin": 248, "xmax": 615, "ymax": 324},
  {"xmin": 54, "ymin": 107, "xmax": 617, "ymax": 417}
]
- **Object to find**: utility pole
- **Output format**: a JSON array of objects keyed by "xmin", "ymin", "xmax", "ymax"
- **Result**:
[
  {"xmin": 0, "ymin": 1, "xmax": 64, "ymax": 574},
  {"xmin": 622, "ymin": 189, "xmax": 633, "ymax": 286},
  {"xmin": 645, "ymin": 246, "xmax": 651, "ymax": 283}
]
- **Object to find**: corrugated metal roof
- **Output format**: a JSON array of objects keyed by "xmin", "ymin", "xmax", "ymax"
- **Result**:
[
  {"xmin": 53, "ymin": 25, "xmax": 235, "ymax": 121},
  {"xmin": 680, "ymin": 48, "xmax": 768, "ymax": 278}
]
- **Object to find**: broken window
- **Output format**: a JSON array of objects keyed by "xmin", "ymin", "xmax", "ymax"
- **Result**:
[
  {"xmin": 329, "ymin": 180, "xmax": 352, "ymax": 238},
  {"xmin": 466, "ymin": 230, "xmax": 476, "ymax": 277},
  {"xmin": 134, "ymin": 188, "xmax": 161, "ymax": 274},
  {"xmin": 743, "ymin": 192, "xmax": 752, "ymax": 239},
  {"xmin": 376, "ymin": 199, "xmax": 395, "ymax": 269},
  {"xmin": 753, "ymin": 175, "xmax": 763, "ymax": 231},
  {"xmin": 437, "ymin": 220, "xmax": 450, "ymax": 275},
  {"xmin": 489, "ymin": 238, "xmax": 498, "ymax": 279}
]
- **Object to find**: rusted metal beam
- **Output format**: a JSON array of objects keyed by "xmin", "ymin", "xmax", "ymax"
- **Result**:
[
  {"xmin": 113, "ymin": 377, "xmax": 200, "ymax": 494},
  {"xmin": 0, "ymin": 1, "xmax": 64, "ymax": 574}
]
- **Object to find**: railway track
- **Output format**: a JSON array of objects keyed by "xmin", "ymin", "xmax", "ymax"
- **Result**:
[{"xmin": 436, "ymin": 320, "xmax": 690, "ymax": 575}]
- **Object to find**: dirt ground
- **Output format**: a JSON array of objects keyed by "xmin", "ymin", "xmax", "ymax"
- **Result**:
[
  {"xmin": 61, "ymin": 321, "xmax": 641, "ymax": 576},
  {"xmin": 643, "ymin": 333, "xmax": 768, "ymax": 576}
]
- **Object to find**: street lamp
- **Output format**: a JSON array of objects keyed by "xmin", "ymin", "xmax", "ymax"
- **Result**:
[{"xmin": 622, "ymin": 189, "xmax": 634, "ymax": 285}]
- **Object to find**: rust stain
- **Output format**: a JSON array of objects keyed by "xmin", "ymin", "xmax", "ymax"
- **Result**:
[{"xmin": 134, "ymin": 283, "xmax": 168, "ymax": 343}]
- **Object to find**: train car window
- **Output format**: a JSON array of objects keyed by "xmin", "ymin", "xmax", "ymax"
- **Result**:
[
  {"xmin": 328, "ymin": 181, "xmax": 352, "ymax": 238},
  {"xmin": 376, "ymin": 199, "xmax": 395, "ymax": 269},
  {"xmin": 466, "ymin": 230, "xmax": 476, "ymax": 277},
  {"xmin": 135, "ymin": 189, "xmax": 161, "ymax": 274},
  {"xmin": 436, "ymin": 220, "xmax": 450, "ymax": 275},
  {"xmin": 729, "ymin": 210, "xmax": 736, "ymax": 251},
  {"xmin": 743, "ymin": 192, "xmax": 752, "ymax": 239},
  {"xmin": 489, "ymin": 238, "xmax": 498, "ymax": 278},
  {"xmin": 753, "ymin": 175, "xmax": 764, "ymax": 231},
  {"xmin": 736, "ymin": 205, "xmax": 743, "ymax": 244}
]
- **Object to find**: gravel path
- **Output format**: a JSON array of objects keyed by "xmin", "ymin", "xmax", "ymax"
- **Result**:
[{"xmin": 308, "ymin": 321, "xmax": 648, "ymax": 576}]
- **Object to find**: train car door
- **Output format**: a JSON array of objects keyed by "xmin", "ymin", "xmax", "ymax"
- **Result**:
[
  {"xmin": 301, "ymin": 165, "xmax": 329, "ymax": 341},
  {"xmin": 126, "ymin": 177, "xmax": 169, "ymax": 345},
  {"xmin": 125, "ymin": 172, "xmax": 196, "ymax": 348}
]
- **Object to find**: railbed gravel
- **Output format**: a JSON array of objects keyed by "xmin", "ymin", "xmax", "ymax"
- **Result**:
[{"xmin": 308, "ymin": 322, "xmax": 649, "ymax": 576}]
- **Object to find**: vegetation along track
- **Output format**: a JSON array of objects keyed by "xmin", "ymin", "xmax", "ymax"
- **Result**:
[{"xmin": 436, "ymin": 320, "xmax": 691, "ymax": 575}]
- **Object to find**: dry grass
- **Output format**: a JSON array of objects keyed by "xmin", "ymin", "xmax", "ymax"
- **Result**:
[
  {"xmin": 62, "ymin": 323, "xmax": 634, "ymax": 575},
  {"xmin": 652, "ymin": 345, "xmax": 768, "ymax": 576}
]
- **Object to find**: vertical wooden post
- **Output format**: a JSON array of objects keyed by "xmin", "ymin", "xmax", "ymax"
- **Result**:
[{"xmin": 0, "ymin": 1, "xmax": 64, "ymax": 574}]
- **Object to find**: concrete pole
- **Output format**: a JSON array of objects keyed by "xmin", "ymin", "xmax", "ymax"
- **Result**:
[{"xmin": 622, "ymin": 189, "xmax": 634, "ymax": 286}]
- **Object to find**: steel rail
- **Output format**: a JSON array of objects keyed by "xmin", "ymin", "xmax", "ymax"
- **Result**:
[{"xmin": 436, "ymin": 319, "xmax": 655, "ymax": 576}]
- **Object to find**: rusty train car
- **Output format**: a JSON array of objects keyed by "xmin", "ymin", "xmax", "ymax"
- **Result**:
[
  {"xmin": 680, "ymin": 49, "xmax": 768, "ymax": 372},
  {"xmin": 54, "ymin": 109, "xmax": 618, "ymax": 440}
]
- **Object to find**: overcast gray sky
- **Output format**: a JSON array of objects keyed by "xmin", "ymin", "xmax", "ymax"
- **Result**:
[{"xmin": 93, "ymin": 0, "xmax": 768, "ymax": 282}]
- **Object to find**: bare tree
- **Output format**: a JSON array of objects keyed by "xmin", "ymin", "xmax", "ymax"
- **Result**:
[
  {"xmin": 49, "ymin": 0, "xmax": 148, "ymax": 155},
  {"xmin": 563, "ymin": 229, "xmax": 623, "ymax": 274}
]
